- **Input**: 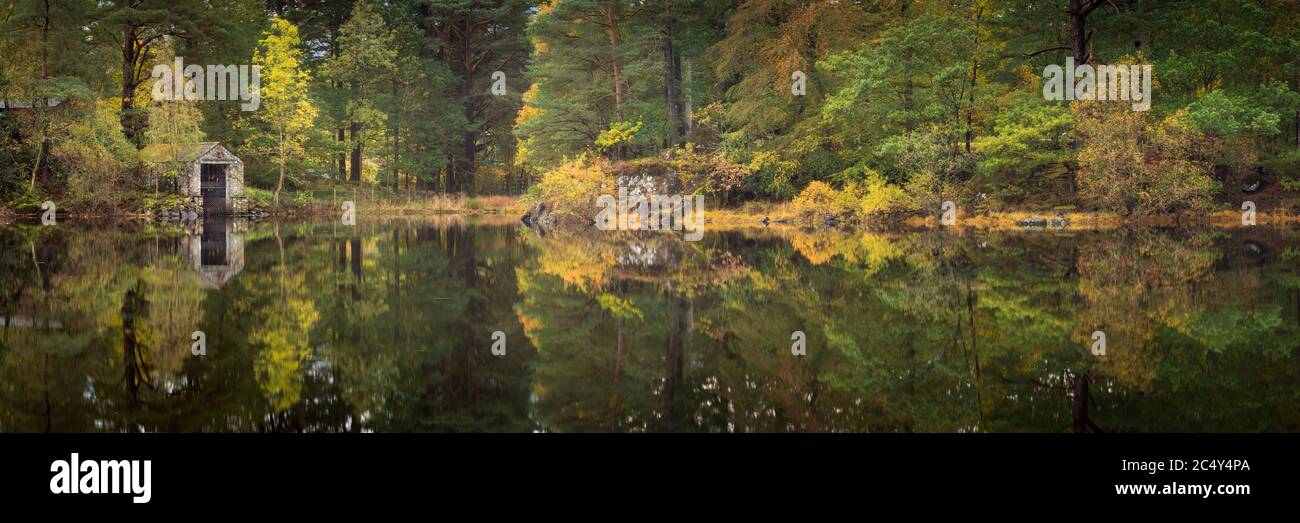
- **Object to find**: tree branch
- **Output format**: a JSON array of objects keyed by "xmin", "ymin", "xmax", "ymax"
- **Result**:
[{"xmin": 1023, "ymin": 45, "xmax": 1071, "ymax": 59}]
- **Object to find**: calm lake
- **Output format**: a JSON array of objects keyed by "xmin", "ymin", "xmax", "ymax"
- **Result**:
[{"xmin": 1, "ymin": 217, "xmax": 1298, "ymax": 432}]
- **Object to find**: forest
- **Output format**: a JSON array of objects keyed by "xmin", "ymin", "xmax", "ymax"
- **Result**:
[
  {"xmin": 3, "ymin": 0, "xmax": 1300, "ymax": 434},
  {"xmin": 1, "ymin": 0, "xmax": 1299, "ymax": 222}
]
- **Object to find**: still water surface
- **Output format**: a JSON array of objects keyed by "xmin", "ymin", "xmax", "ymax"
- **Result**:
[{"xmin": 1, "ymin": 217, "xmax": 1297, "ymax": 432}]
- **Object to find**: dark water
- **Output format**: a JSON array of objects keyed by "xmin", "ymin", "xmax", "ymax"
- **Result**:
[{"xmin": 1, "ymin": 217, "xmax": 1298, "ymax": 432}]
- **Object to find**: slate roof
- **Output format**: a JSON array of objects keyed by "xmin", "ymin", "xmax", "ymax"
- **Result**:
[{"xmin": 139, "ymin": 142, "xmax": 223, "ymax": 164}]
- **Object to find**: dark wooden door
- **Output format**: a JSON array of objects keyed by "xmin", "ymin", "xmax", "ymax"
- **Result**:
[{"xmin": 200, "ymin": 163, "xmax": 226, "ymax": 214}]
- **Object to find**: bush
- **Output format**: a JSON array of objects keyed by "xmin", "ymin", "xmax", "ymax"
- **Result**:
[
  {"xmin": 1280, "ymin": 176, "xmax": 1300, "ymax": 192},
  {"xmin": 1261, "ymin": 149, "xmax": 1300, "ymax": 180},
  {"xmin": 532, "ymin": 155, "xmax": 614, "ymax": 216},
  {"xmin": 791, "ymin": 168, "xmax": 928, "ymax": 225},
  {"xmin": 4, "ymin": 183, "xmax": 46, "ymax": 212},
  {"xmin": 1075, "ymin": 102, "xmax": 1219, "ymax": 215},
  {"xmin": 291, "ymin": 191, "xmax": 314, "ymax": 207},
  {"xmin": 791, "ymin": 181, "xmax": 857, "ymax": 221},
  {"xmin": 747, "ymin": 151, "xmax": 801, "ymax": 200},
  {"xmin": 857, "ymin": 169, "xmax": 911, "ymax": 216},
  {"xmin": 245, "ymin": 187, "xmax": 275, "ymax": 205},
  {"xmin": 143, "ymin": 194, "xmax": 191, "ymax": 213},
  {"xmin": 55, "ymin": 100, "xmax": 138, "ymax": 212},
  {"xmin": 669, "ymin": 146, "xmax": 751, "ymax": 203}
]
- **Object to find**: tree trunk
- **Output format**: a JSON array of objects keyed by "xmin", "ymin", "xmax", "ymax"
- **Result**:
[
  {"xmin": 455, "ymin": 63, "xmax": 478, "ymax": 196},
  {"xmin": 1068, "ymin": 0, "xmax": 1116, "ymax": 65},
  {"xmin": 29, "ymin": 143, "xmax": 45, "ymax": 190},
  {"xmin": 275, "ymin": 127, "xmax": 285, "ymax": 206},
  {"xmin": 391, "ymin": 81, "xmax": 400, "ymax": 189},
  {"xmin": 392, "ymin": 128, "xmax": 400, "ymax": 190},
  {"xmin": 34, "ymin": 1, "xmax": 49, "ymax": 190},
  {"xmin": 40, "ymin": 1, "xmax": 49, "ymax": 79},
  {"xmin": 1072, "ymin": 373, "xmax": 1103, "ymax": 433},
  {"xmin": 1070, "ymin": 0, "xmax": 1088, "ymax": 64},
  {"xmin": 662, "ymin": 17, "xmax": 681, "ymax": 149},
  {"xmin": 460, "ymin": 132, "xmax": 476, "ymax": 195},
  {"xmin": 684, "ymin": 60, "xmax": 693, "ymax": 135},
  {"xmin": 966, "ymin": 59, "xmax": 976, "ymax": 153},
  {"xmin": 121, "ymin": 23, "xmax": 139, "ymax": 143},
  {"xmin": 338, "ymin": 128, "xmax": 347, "ymax": 179},
  {"xmin": 349, "ymin": 237, "xmax": 363, "ymax": 301},
  {"xmin": 606, "ymin": 7, "xmax": 624, "ymax": 160},
  {"xmin": 350, "ymin": 122, "xmax": 361, "ymax": 183},
  {"xmin": 966, "ymin": 6, "xmax": 984, "ymax": 154}
]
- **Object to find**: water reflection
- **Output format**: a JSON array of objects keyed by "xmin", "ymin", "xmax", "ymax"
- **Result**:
[
  {"xmin": 193, "ymin": 217, "xmax": 245, "ymax": 287},
  {"xmin": 0, "ymin": 219, "xmax": 1297, "ymax": 432}
]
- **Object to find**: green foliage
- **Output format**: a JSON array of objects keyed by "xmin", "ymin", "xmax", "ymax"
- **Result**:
[
  {"xmin": 248, "ymin": 17, "xmax": 319, "ymax": 205},
  {"xmin": 142, "ymin": 194, "xmax": 190, "ymax": 213},
  {"xmin": 822, "ymin": 15, "xmax": 978, "ymax": 148},
  {"xmin": 1, "ymin": 0, "xmax": 1299, "ymax": 212},
  {"xmin": 144, "ymin": 45, "xmax": 206, "ymax": 193},
  {"xmin": 319, "ymin": 1, "xmax": 397, "ymax": 184},
  {"xmin": 515, "ymin": 0, "xmax": 640, "ymax": 167},
  {"xmin": 595, "ymin": 120, "xmax": 643, "ymax": 151},
  {"xmin": 416, "ymin": 0, "xmax": 533, "ymax": 193},
  {"xmin": 243, "ymin": 186, "xmax": 276, "ymax": 206},
  {"xmin": 1185, "ymin": 90, "xmax": 1283, "ymax": 137},
  {"xmin": 54, "ymin": 100, "xmax": 138, "ymax": 211},
  {"xmin": 976, "ymin": 92, "xmax": 1075, "ymax": 181}
]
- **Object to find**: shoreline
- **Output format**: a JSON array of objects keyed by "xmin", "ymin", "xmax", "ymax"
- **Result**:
[
  {"xmin": 6, "ymin": 205, "xmax": 1300, "ymax": 232},
  {"xmin": 0, "ymin": 200, "xmax": 527, "ymax": 224},
  {"xmin": 706, "ymin": 208, "xmax": 1300, "ymax": 232}
]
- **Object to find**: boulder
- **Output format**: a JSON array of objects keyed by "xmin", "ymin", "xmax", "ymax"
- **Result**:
[{"xmin": 521, "ymin": 201, "xmax": 550, "ymax": 227}]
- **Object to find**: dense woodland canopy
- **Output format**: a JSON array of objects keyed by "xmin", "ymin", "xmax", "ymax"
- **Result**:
[
  {"xmin": 2, "ymin": 0, "xmax": 1300, "ymax": 432},
  {"xmin": 1, "ymin": 0, "xmax": 1298, "ymax": 216}
]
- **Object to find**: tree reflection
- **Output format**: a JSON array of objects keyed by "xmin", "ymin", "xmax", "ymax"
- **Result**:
[{"xmin": 0, "ymin": 220, "xmax": 1297, "ymax": 432}]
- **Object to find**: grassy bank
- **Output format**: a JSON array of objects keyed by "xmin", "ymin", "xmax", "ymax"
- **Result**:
[
  {"xmin": 0, "ymin": 185, "xmax": 526, "ymax": 221},
  {"xmin": 6, "ymin": 179, "xmax": 1299, "ymax": 232},
  {"xmin": 707, "ymin": 206, "xmax": 1300, "ymax": 231},
  {"xmin": 708, "ymin": 202, "xmax": 1300, "ymax": 232},
  {"xmin": 241, "ymin": 186, "xmax": 526, "ymax": 217}
]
